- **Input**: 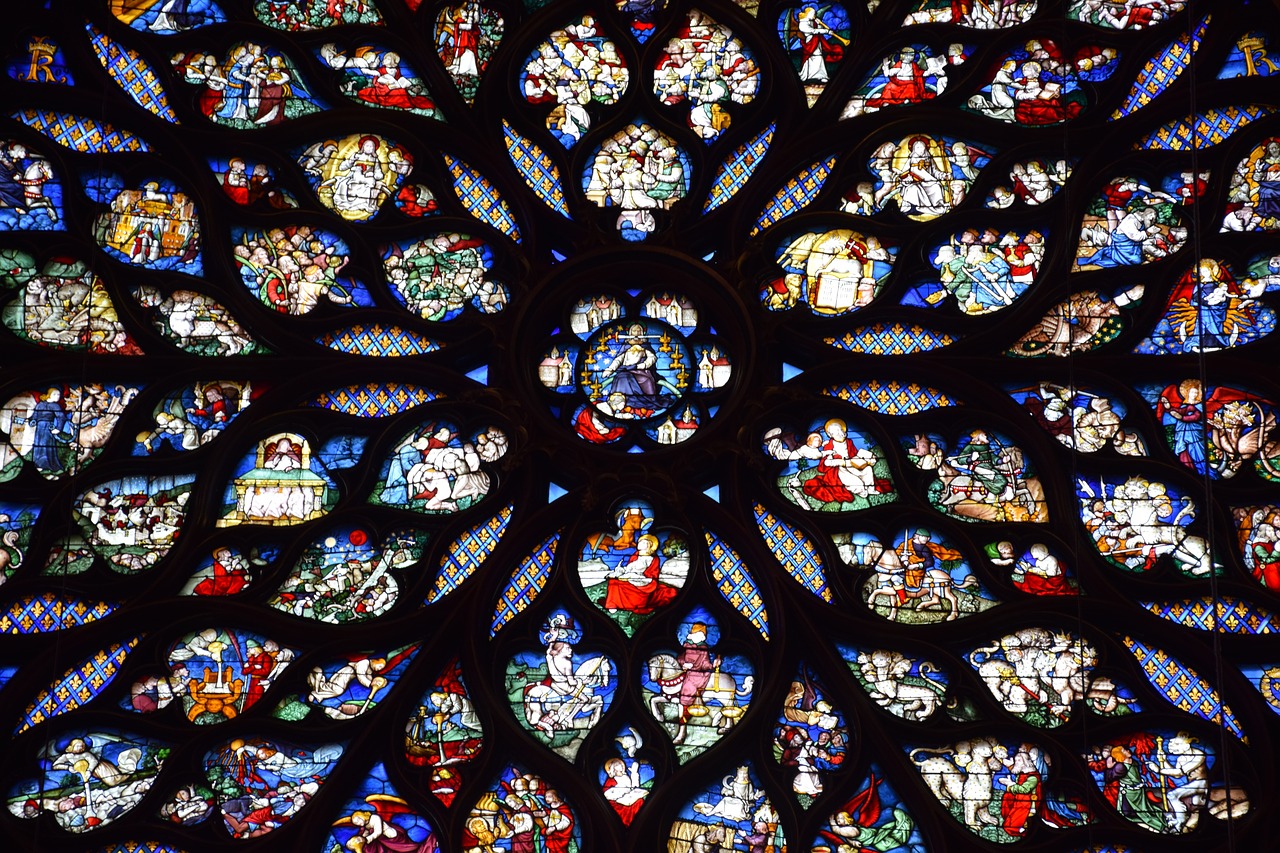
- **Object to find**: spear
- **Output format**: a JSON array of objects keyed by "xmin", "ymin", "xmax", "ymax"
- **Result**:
[{"xmin": 1155, "ymin": 735, "xmax": 1170, "ymax": 812}]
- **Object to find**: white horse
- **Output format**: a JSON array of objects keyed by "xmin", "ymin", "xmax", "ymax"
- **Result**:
[
  {"xmin": 646, "ymin": 653, "xmax": 754, "ymax": 743},
  {"xmin": 18, "ymin": 159, "xmax": 58, "ymax": 222},
  {"xmin": 848, "ymin": 537, "xmax": 979, "ymax": 621},
  {"xmin": 524, "ymin": 653, "xmax": 611, "ymax": 736}
]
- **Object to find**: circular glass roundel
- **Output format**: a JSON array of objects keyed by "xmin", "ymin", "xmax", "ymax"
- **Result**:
[
  {"xmin": 579, "ymin": 319, "xmax": 691, "ymax": 421},
  {"xmin": 531, "ymin": 251, "xmax": 744, "ymax": 450}
]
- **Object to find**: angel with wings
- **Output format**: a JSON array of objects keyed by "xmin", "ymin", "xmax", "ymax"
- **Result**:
[
  {"xmin": 781, "ymin": 6, "xmax": 849, "ymax": 83},
  {"xmin": 332, "ymin": 794, "xmax": 438, "ymax": 853}
]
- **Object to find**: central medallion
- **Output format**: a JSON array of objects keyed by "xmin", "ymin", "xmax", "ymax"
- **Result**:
[
  {"xmin": 538, "ymin": 289, "xmax": 732, "ymax": 448},
  {"xmin": 580, "ymin": 319, "xmax": 691, "ymax": 420},
  {"xmin": 530, "ymin": 251, "xmax": 749, "ymax": 452}
]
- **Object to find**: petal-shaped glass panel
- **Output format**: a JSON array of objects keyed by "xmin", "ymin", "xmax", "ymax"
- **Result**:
[
  {"xmin": 170, "ymin": 42, "xmax": 323, "ymax": 128},
  {"xmin": 521, "ymin": 16, "xmax": 629, "ymax": 146},
  {"xmin": 507, "ymin": 609, "xmax": 615, "ymax": 761},
  {"xmin": 778, "ymin": 5, "xmax": 851, "ymax": 106},
  {"xmin": 670, "ymin": 762, "xmax": 783, "ymax": 848},
  {"xmin": 10, "ymin": 731, "xmax": 170, "ymax": 832},
  {"xmin": 909, "ymin": 737, "xmax": 1050, "ymax": 841},
  {"xmin": 203, "ymin": 738, "xmax": 342, "ymax": 837},
  {"xmin": 407, "ymin": 658, "xmax": 483, "ymax": 806},
  {"xmin": 435, "ymin": 3, "xmax": 504, "ymax": 103},
  {"xmin": 653, "ymin": 10, "xmax": 760, "ymax": 142}
]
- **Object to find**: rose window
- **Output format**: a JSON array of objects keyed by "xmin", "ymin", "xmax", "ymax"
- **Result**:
[{"xmin": 0, "ymin": 1, "xmax": 1278, "ymax": 851}]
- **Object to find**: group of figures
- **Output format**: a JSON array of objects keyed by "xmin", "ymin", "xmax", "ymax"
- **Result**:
[
  {"xmin": 1068, "ymin": 0, "xmax": 1187, "ymax": 29},
  {"xmin": 384, "ymin": 234, "xmax": 509, "ymax": 321},
  {"xmin": 298, "ymin": 133, "xmax": 412, "ymax": 221},
  {"xmin": 904, "ymin": 0, "xmax": 1036, "ymax": 27},
  {"xmin": 849, "ymin": 647, "xmax": 950, "ymax": 723},
  {"xmin": 1009, "ymin": 382, "xmax": 1146, "ymax": 457},
  {"xmin": 171, "ymin": 42, "xmax": 320, "ymax": 129},
  {"xmin": 911, "ymin": 228, "xmax": 1044, "ymax": 315},
  {"xmin": 375, "ymin": 421, "xmax": 507, "ymax": 514},
  {"xmin": 1226, "ymin": 137, "xmax": 1280, "ymax": 230},
  {"xmin": 1, "ymin": 255, "xmax": 136, "ymax": 354},
  {"xmin": 522, "ymin": 15, "xmax": 629, "ymax": 145},
  {"xmin": 1074, "ymin": 176, "xmax": 1185, "ymax": 270},
  {"xmin": 842, "ymin": 135, "xmax": 991, "ymax": 220},
  {"xmin": 233, "ymin": 224, "xmax": 361, "ymax": 314},
  {"xmin": 321, "ymin": 42, "xmax": 439, "ymax": 117},
  {"xmin": 202, "ymin": 738, "xmax": 344, "ymax": 838},
  {"xmin": 134, "ymin": 285, "xmax": 261, "ymax": 356},
  {"xmin": 654, "ymin": 11, "xmax": 760, "ymax": 140},
  {"xmin": 965, "ymin": 628, "xmax": 1130, "ymax": 728},
  {"xmin": 990, "ymin": 541, "xmax": 1081, "ymax": 597},
  {"xmin": 1077, "ymin": 475, "xmax": 1217, "ymax": 577},
  {"xmin": 906, "ymin": 430, "xmax": 1049, "ymax": 523},
  {"xmin": 220, "ymin": 432, "xmax": 336, "ymax": 526},
  {"xmin": 986, "ymin": 159, "xmax": 1072, "ymax": 208},
  {"xmin": 462, "ymin": 767, "xmax": 577, "ymax": 852},
  {"xmin": 910, "ymin": 737, "xmax": 1051, "ymax": 842},
  {"xmin": 965, "ymin": 38, "xmax": 1118, "ymax": 125},
  {"xmin": 9, "ymin": 732, "xmax": 169, "ymax": 833},
  {"xmin": 773, "ymin": 669, "xmax": 849, "ymax": 804},
  {"xmin": 64, "ymin": 473, "xmax": 194, "ymax": 574},
  {"xmin": 584, "ymin": 123, "xmax": 690, "ymax": 238},
  {"xmin": 1084, "ymin": 732, "xmax": 1243, "ymax": 835}
]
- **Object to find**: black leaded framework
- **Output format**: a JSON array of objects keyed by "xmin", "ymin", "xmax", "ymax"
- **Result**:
[{"xmin": 1, "ymin": 0, "xmax": 1280, "ymax": 851}]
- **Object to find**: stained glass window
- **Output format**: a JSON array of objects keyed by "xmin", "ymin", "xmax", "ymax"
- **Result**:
[{"xmin": 1, "ymin": 0, "xmax": 1278, "ymax": 850}]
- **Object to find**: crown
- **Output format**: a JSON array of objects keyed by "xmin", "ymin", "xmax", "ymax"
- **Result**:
[{"xmin": 27, "ymin": 38, "xmax": 58, "ymax": 59}]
